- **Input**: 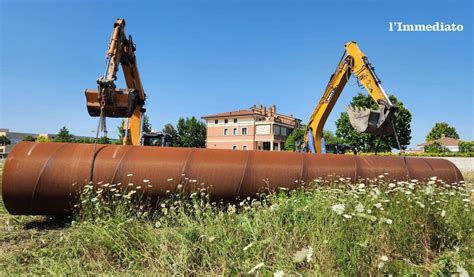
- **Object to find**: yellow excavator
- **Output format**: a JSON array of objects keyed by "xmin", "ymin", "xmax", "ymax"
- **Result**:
[
  {"xmin": 305, "ymin": 41, "xmax": 399, "ymax": 153},
  {"xmin": 85, "ymin": 19, "xmax": 171, "ymax": 147}
]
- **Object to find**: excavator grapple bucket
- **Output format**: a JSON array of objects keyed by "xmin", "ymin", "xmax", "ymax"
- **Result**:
[
  {"xmin": 85, "ymin": 88, "xmax": 139, "ymax": 118},
  {"xmin": 346, "ymin": 105, "xmax": 395, "ymax": 136}
]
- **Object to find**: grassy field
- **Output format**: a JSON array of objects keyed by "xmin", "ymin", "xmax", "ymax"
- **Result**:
[{"xmin": 0, "ymin": 158, "xmax": 472, "ymax": 275}]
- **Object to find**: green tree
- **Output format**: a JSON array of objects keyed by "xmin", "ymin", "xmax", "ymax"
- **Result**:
[
  {"xmin": 97, "ymin": 136, "xmax": 111, "ymax": 144},
  {"xmin": 426, "ymin": 122, "xmax": 459, "ymax": 141},
  {"xmin": 323, "ymin": 130, "xmax": 338, "ymax": 144},
  {"xmin": 284, "ymin": 127, "xmax": 305, "ymax": 151},
  {"xmin": 74, "ymin": 137, "xmax": 94, "ymax": 144},
  {"xmin": 458, "ymin": 141, "xmax": 474, "ymax": 153},
  {"xmin": 54, "ymin": 126, "xmax": 74, "ymax": 142},
  {"xmin": 424, "ymin": 141, "xmax": 450, "ymax": 153},
  {"xmin": 162, "ymin": 123, "xmax": 178, "ymax": 146},
  {"xmin": 36, "ymin": 135, "xmax": 50, "ymax": 142},
  {"xmin": 117, "ymin": 119, "xmax": 127, "ymax": 145},
  {"xmin": 175, "ymin": 116, "xmax": 206, "ymax": 148},
  {"xmin": 22, "ymin": 135, "xmax": 36, "ymax": 142},
  {"xmin": 142, "ymin": 115, "xmax": 152, "ymax": 133},
  {"xmin": 117, "ymin": 115, "xmax": 153, "ymax": 145},
  {"xmin": 0, "ymin": 135, "xmax": 11, "ymax": 146},
  {"xmin": 335, "ymin": 93, "xmax": 412, "ymax": 153}
]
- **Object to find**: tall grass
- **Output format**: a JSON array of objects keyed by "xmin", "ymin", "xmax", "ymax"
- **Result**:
[{"xmin": 1, "ymin": 173, "xmax": 472, "ymax": 275}]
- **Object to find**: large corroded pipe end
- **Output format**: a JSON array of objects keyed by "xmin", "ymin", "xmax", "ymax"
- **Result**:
[{"xmin": 2, "ymin": 142, "xmax": 465, "ymax": 215}]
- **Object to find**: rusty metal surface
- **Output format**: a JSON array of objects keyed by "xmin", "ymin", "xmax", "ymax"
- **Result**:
[{"xmin": 2, "ymin": 142, "xmax": 464, "ymax": 215}]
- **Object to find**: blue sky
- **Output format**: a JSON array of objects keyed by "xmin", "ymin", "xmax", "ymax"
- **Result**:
[{"xmin": 1, "ymin": 0, "xmax": 472, "ymax": 147}]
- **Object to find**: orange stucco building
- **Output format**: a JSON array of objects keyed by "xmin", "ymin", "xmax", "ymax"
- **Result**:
[{"xmin": 202, "ymin": 104, "xmax": 301, "ymax": 151}]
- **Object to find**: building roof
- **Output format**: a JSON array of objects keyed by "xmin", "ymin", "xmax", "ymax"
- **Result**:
[
  {"xmin": 202, "ymin": 104, "xmax": 301, "ymax": 128},
  {"xmin": 201, "ymin": 109, "xmax": 257, "ymax": 119},
  {"xmin": 417, "ymin": 135, "xmax": 460, "ymax": 147}
]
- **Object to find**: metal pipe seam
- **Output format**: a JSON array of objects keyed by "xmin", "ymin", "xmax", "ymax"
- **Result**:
[{"xmin": 2, "ymin": 142, "xmax": 464, "ymax": 215}]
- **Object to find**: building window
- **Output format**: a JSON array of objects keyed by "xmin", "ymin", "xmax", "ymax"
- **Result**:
[
  {"xmin": 224, "ymin": 128, "xmax": 228, "ymax": 136},
  {"xmin": 243, "ymin": 145, "xmax": 248, "ymax": 150},
  {"xmin": 232, "ymin": 145, "xmax": 237, "ymax": 150},
  {"xmin": 234, "ymin": 118, "xmax": 237, "ymax": 123},
  {"xmin": 233, "ymin": 128, "xmax": 238, "ymax": 135},
  {"xmin": 224, "ymin": 119, "xmax": 228, "ymax": 124},
  {"xmin": 214, "ymin": 119, "xmax": 218, "ymax": 124},
  {"xmin": 242, "ymin": 128, "xmax": 248, "ymax": 135}
]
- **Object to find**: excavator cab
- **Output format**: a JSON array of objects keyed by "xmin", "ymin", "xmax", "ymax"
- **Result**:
[
  {"xmin": 346, "ymin": 100, "xmax": 397, "ymax": 137},
  {"xmin": 142, "ymin": 132, "xmax": 173, "ymax": 147}
]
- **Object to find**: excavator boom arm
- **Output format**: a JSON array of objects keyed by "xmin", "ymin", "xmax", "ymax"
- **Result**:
[
  {"xmin": 85, "ymin": 19, "xmax": 146, "ymax": 146},
  {"xmin": 305, "ymin": 41, "xmax": 396, "ymax": 153}
]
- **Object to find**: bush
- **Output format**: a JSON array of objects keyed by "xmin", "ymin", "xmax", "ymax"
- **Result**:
[
  {"xmin": 459, "ymin": 141, "xmax": 474, "ymax": 153},
  {"xmin": 424, "ymin": 142, "xmax": 450, "ymax": 153}
]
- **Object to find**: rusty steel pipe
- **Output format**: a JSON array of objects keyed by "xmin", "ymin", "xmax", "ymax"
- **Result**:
[{"xmin": 2, "ymin": 142, "xmax": 464, "ymax": 215}]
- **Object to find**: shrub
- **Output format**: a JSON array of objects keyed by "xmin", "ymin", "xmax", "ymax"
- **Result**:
[{"xmin": 459, "ymin": 141, "xmax": 474, "ymax": 153}]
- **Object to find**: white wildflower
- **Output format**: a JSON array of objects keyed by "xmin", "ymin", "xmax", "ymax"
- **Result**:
[
  {"xmin": 343, "ymin": 214, "xmax": 352, "ymax": 219},
  {"xmin": 248, "ymin": 262, "xmax": 264, "ymax": 274},
  {"xmin": 306, "ymin": 246, "xmax": 313, "ymax": 262},
  {"xmin": 441, "ymin": 210, "xmax": 446, "ymax": 217},
  {"xmin": 136, "ymin": 186, "xmax": 142, "ymax": 189},
  {"xmin": 355, "ymin": 203, "xmax": 365, "ymax": 213},
  {"xmin": 358, "ymin": 183, "xmax": 365, "ymax": 189},
  {"xmin": 143, "ymin": 179, "xmax": 150, "ymax": 183},
  {"xmin": 462, "ymin": 199, "xmax": 470, "ymax": 202},
  {"xmin": 101, "ymin": 183, "xmax": 110, "ymax": 187},
  {"xmin": 384, "ymin": 218, "xmax": 393, "ymax": 225},
  {"xmin": 372, "ymin": 187, "xmax": 381, "ymax": 196},
  {"xmin": 411, "ymin": 179, "xmax": 418, "ymax": 183},
  {"xmin": 380, "ymin": 255, "xmax": 389, "ymax": 261},
  {"xmin": 127, "ymin": 173, "xmax": 133, "ymax": 177},
  {"xmin": 378, "ymin": 261, "xmax": 385, "ymax": 269},
  {"xmin": 293, "ymin": 246, "xmax": 313, "ymax": 263},
  {"xmin": 110, "ymin": 188, "xmax": 117, "ymax": 192},
  {"xmin": 415, "ymin": 201, "xmax": 425, "ymax": 208},
  {"xmin": 388, "ymin": 183, "xmax": 396, "ymax": 188},
  {"xmin": 128, "ymin": 183, "xmax": 134, "ymax": 186},
  {"xmin": 378, "ymin": 175, "xmax": 385, "ymax": 179},
  {"xmin": 243, "ymin": 243, "xmax": 253, "ymax": 251},
  {"xmin": 331, "ymin": 203, "xmax": 345, "ymax": 215},
  {"xmin": 457, "ymin": 265, "xmax": 469, "ymax": 277},
  {"xmin": 425, "ymin": 186, "xmax": 434, "ymax": 195},
  {"xmin": 374, "ymin": 203, "xmax": 383, "ymax": 209},
  {"xmin": 430, "ymin": 176, "xmax": 437, "ymax": 181},
  {"xmin": 273, "ymin": 270, "xmax": 285, "ymax": 277},
  {"xmin": 177, "ymin": 184, "xmax": 183, "ymax": 189}
]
